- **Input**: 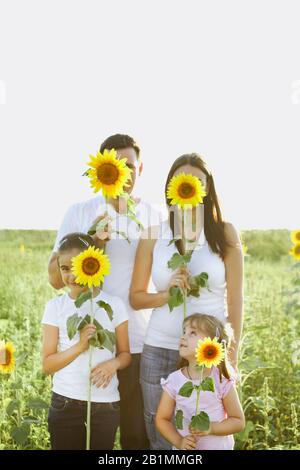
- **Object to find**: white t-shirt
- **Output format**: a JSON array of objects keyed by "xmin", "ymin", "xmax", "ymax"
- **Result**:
[
  {"xmin": 41, "ymin": 290, "xmax": 128, "ymax": 402},
  {"xmin": 53, "ymin": 195, "xmax": 162, "ymax": 353},
  {"xmin": 145, "ymin": 221, "xmax": 228, "ymax": 350}
]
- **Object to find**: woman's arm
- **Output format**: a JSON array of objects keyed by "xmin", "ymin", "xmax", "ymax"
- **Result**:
[
  {"xmin": 129, "ymin": 227, "xmax": 190, "ymax": 310},
  {"xmin": 224, "ymin": 222, "xmax": 244, "ymax": 368},
  {"xmin": 42, "ymin": 323, "xmax": 96, "ymax": 375},
  {"xmin": 156, "ymin": 391, "xmax": 196, "ymax": 450},
  {"xmin": 91, "ymin": 321, "xmax": 131, "ymax": 388}
]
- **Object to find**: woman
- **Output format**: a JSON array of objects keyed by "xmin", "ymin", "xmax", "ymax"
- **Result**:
[{"xmin": 129, "ymin": 153, "xmax": 244, "ymax": 450}]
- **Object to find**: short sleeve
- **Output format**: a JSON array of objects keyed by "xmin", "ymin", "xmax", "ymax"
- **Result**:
[
  {"xmin": 111, "ymin": 297, "xmax": 129, "ymax": 329},
  {"xmin": 220, "ymin": 376, "xmax": 235, "ymax": 399},
  {"xmin": 41, "ymin": 300, "xmax": 59, "ymax": 327},
  {"xmin": 160, "ymin": 374, "xmax": 176, "ymax": 400},
  {"xmin": 53, "ymin": 205, "xmax": 78, "ymax": 252}
]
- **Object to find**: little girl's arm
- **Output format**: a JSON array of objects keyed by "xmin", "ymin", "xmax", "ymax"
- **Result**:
[
  {"xmin": 156, "ymin": 391, "xmax": 196, "ymax": 450},
  {"xmin": 91, "ymin": 321, "xmax": 131, "ymax": 388},
  {"xmin": 42, "ymin": 323, "xmax": 96, "ymax": 374},
  {"xmin": 190, "ymin": 386, "xmax": 245, "ymax": 437}
]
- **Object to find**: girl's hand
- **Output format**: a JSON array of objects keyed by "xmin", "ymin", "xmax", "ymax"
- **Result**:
[
  {"xmin": 168, "ymin": 266, "xmax": 191, "ymax": 294},
  {"xmin": 78, "ymin": 324, "xmax": 97, "ymax": 352},
  {"xmin": 91, "ymin": 359, "xmax": 118, "ymax": 388},
  {"xmin": 179, "ymin": 434, "xmax": 196, "ymax": 450},
  {"xmin": 188, "ymin": 423, "xmax": 211, "ymax": 437}
]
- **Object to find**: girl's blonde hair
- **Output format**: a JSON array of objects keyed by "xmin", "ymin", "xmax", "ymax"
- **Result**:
[{"xmin": 178, "ymin": 313, "xmax": 234, "ymax": 381}]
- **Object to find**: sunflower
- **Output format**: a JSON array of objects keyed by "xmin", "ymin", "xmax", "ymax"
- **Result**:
[
  {"xmin": 0, "ymin": 341, "xmax": 15, "ymax": 374},
  {"xmin": 71, "ymin": 246, "xmax": 111, "ymax": 288},
  {"xmin": 195, "ymin": 337, "xmax": 224, "ymax": 368},
  {"xmin": 289, "ymin": 243, "xmax": 300, "ymax": 261},
  {"xmin": 167, "ymin": 173, "xmax": 206, "ymax": 209},
  {"xmin": 291, "ymin": 230, "xmax": 300, "ymax": 245},
  {"xmin": 86, "ymin": 148, "xmax": 131, "ymax": 198}
]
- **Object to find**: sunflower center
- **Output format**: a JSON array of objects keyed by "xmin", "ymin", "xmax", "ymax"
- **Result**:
[
  {"xmin": 82, "ymin": 257, "xmax": 100, "ymax": 276},
  {"xmin": 295, "ymin": 245, "xmax": 300, "ymax": 254},
  {"xmin": 178, "ymin": 182, "xmax": 195, "ymax": 199},
  {"xmin": 97, "ymin": 163, "xmax": 119, "ymax": 185},
  {"xmin": 203, "ymin": 346, "xmax": 217, "ymax": 358},
  {"xmin": 0, "ymin": 348, "xmax": 11, "ymax": 366},
  {"xmin": 295, "ymin": 233, "xmax": 300, "ymax": 242}
]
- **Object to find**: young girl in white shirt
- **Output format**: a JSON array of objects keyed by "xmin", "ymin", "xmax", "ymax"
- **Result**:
[{"xmin": 42, "ymin": 232, "xmax": 131, "ymax": 450}]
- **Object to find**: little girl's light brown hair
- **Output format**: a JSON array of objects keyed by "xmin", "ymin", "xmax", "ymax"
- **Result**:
[{"xmin": 178, "ymin": 313, "xmax": 234, "ymax": 381}]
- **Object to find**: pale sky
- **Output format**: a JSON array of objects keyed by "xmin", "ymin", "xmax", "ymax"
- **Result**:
[{"xmin": 0, "ymin": 0, "xmax": 299, "ymax": 231}]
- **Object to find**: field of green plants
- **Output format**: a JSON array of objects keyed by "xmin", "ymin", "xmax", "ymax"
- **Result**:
[{"xmin": 0, "ymin": 229, "xmax": 299, "ymax": 449}]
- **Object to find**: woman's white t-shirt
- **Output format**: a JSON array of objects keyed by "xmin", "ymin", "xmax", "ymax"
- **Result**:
[
  {"xmin": 145, "ymin": 221, "xmax": 228, "ymax": 350},
  {"xmin": 41, "ymin": 290, "xmax": 128, "ymax": 402},
  {"xmin": 52, "ymin": 195, "xmax": 162, "ymax": 354}
]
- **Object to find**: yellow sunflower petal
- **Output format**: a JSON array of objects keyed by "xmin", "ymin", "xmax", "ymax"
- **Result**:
[
  {"xmin": 291, "ymin": 230, "xmax": 300, "ymax": 245},
  {"xmin": 86, "ymin": 148, "xmax": 131, "ymax": 198},
  {"xmin": 71, "ymin": 246, "xmax": 111, "ymax": 288},
  {"xmin": 289, "ymin": 243, "xmax": 300, "ymax": 261},
  {"xmin": 195, "ymin": 337, "xmax": 224, "ymax": 368},
  {"xmin": 0, "ymin": 342, "xmax": 15, "ymax": 374},
  {"xmin": 167, "ymin": 173, "xmax": 206, "ymax": 209}
]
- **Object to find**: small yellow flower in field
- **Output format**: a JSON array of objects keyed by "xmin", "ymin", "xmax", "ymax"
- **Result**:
[
  {"xmin": 19, "ymin": 244, "xmax": 25, "ymax": 254},
  {"xmin": 86, "ymin": 148, "xmax": 131, "ymax": 198},
  {"xmin": 291, "ymin": 230, "xmax": 300, "ymax": 245},
  {"xmin": 289, "ymin": 244, "xmax": 300, "ymax": 261},
  {"xmin": 167, "ymin": 173, "xmax": 206, "ymax": 209},
  {"xmin": 195, "ymin": 337, "xmax": 224, "ymax": 368},
  {"xmin": 0, "ymin": 341, "xmax": 15, "ymax": 374},
  {"xmin": 71, "ymin": 246, "xmax": 111, "ymax": 288}
]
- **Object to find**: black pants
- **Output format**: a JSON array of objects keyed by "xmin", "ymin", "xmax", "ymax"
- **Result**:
[
  {"xmin": 117, "ymin": 353, "xmax": 149, "ymax": 450},
  {"xmin": 48, "ymin": 392, "xmax": 120, "ymax": 450}
]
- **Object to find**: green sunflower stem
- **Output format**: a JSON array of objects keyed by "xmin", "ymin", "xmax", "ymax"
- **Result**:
[
  {"xmin": 195, "ymin": 366, "xmax": 204, "ymax": 416},
  {"xmin": 183, "ymin": 292, "xmax": 187, "ymax": 320},
  {"xmin": 86, "ymin": 289, "xmax": 94, "ymax": 450}
]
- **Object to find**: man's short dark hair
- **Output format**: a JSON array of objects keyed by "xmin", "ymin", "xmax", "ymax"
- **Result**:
[{"xmin": 100, "ymin": 134, "xmax": 140, "ymax": 159}]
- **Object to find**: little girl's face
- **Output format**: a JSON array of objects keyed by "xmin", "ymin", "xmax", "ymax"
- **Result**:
[
  {"xmin": 179, "ymin": 322, "xmax": 206, "ymax": 360},
  {"xmin": 58, "ymin": 248, "xmax": 87, "ymax": 296}
]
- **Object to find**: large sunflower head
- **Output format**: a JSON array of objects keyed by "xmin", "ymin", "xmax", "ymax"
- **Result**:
[
  {"xmin": 195, "ymin": 337, "xmax": 224, "ymax": 368},
  {"xmin": 291, "ymin": 230, "xmax": 300, "ymax": 245},
  {"xmin": 0, "ymin": 341, "xmax": 15, "ymax": 374},
  {"xmin": 289, "ymin": 244, "xmax": 300, "ymax": 261},
  {"xmin": 166, "ymin": 173, "xmax": 206, "ymax": 209},
  {"xmin": 71, "ymin": 246, "xmax": 111, "ymax": 288},
  {"xmin": 86, "ymin": 148, "xmax": 132, "ymax": 198}
]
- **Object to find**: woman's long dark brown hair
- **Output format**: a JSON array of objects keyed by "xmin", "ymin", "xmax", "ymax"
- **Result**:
[{"xmin": 165, "ymin": 153, "xmax": 231, "ymax": 259}]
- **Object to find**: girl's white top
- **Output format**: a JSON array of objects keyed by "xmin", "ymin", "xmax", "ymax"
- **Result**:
[
  {"xmin": 145, "ymin": 220, "xmax": 228, "ymax": 350},
  {"xmin": 42, "ymin": 290, "xmax": 128, "ymax": 402},
  {"xmin": 52, "ymin": 195, "xmax": 162, "ymax": 353}
]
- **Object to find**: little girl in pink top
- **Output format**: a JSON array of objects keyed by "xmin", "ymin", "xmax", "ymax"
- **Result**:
[{"xmin": 156, "ymin": 314, "xmax": 245, "ymax": 450}]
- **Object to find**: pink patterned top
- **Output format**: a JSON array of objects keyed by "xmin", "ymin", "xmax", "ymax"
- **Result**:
[{"xmin": 160, "ymin": 367, "xmax": 235, "ymax": 450}]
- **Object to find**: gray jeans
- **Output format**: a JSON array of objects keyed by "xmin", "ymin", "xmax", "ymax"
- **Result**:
[{"xmin": 140, "ymin": 344, "xmax": 179, "ymax": 450}]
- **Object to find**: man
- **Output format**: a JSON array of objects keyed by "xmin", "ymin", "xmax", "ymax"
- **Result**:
[{"xmin": 48, "ymin": 134, "xmax": 162, "ymax": 449}]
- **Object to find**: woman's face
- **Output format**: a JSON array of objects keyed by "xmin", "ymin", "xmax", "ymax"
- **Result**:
[{"xmin": 173, "ymin": 164, "xmax": 208, "ymax": 194}]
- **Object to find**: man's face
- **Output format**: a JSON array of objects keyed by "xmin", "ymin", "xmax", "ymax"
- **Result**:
[{"xmin": 115, "ymin": 147, "xmax": 142, "ymax": 194}]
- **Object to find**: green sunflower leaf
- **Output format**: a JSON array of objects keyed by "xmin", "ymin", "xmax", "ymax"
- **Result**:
[
  {"xmin": 190, "ymin": 411, "xmax": 210, "ymax": 431},
  {"xmin": 175, "ymin": 409, "xmax": 184, "ymax": 430},
  {"xmin": 178, "ymin": 381, "xmax": 194, "ymax": 398},
  {"xmin": 97, "ymin": 300, "xmax": 114, "ymax": 322},
  {"xmin": 168, "ymin": 286, "xmax": 184, "ymax": 312},
  {"xmin": 74, "ymin": 290, "xmax": 92, "ymax": 308}
]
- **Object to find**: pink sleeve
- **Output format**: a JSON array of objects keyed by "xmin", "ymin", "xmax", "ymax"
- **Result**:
[
  {"xmin": 160, "ymin": 375, "xmax": 176, "ymax": 399},
  {"xmin": 220, "ymin": 377, "xmax": 235, "ymax": 399}
]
